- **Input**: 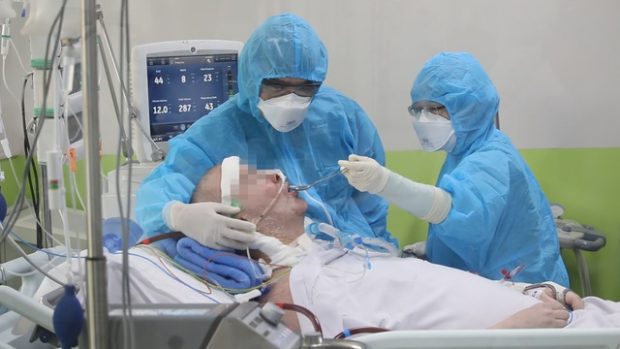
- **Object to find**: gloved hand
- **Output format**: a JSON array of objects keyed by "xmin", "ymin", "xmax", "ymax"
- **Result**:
[
  {"xmin": 338, "ymin": 154, "xmax": 390, "ymax": 194},
  {"xmin": 339, "ymin": 154, "xmax": 452, "ymax": 224},
  {"xmin": 164, "ymin": 201, "xmax": 256, "ymax": 250}
]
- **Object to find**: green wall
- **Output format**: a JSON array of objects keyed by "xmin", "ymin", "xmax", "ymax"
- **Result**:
[
  {"xmin": 386, "ymin": 148, "xmax": 620, "ymax": 301},
  {"xmin": 3, "ymin": 148, "xmax": 619, "ymax": 300},
  {"xmin": 0, "ymin": 156, "xmax": 122, "ymax": 210}
]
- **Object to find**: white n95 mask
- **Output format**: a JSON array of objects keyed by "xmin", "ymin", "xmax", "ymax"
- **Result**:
[
  {"xmin": 258, "ymin": 93, "xmax": 311, "ymax": 132},
  {"xmin": 412, "ymin": 110, "xmax": 457, "ymax": 152}
]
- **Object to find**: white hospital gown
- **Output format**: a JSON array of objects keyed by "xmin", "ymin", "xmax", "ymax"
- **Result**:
[{"xmin": 288, "ymin": 244, "xmax": 620, "ymax": 338}]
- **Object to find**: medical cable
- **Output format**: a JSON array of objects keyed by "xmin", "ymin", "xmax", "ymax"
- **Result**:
[
  {"xmin": 276, "ymin": 302, "xmax": 322, "ymax": 335},
  {"xmin": 158, "ymin": 241, "xmax": 292, "ymax": 295},
  {"xmin": 2, "ymin": 231, "xmax": 63, "ymax": 286},
  {"xmin": 19, "ymin": 72, "xmax": 44, "ymax": 246},
  {"xmin": 8, "ymin": 37, "xmax": 29, "ymax": 73},
  {"xmin": 0, "ymin": 0, "xmax": 66, "ymax": 246},
  {"xmin": 3, "ymin": 255, "xmax": 60, "ymax": 278},
  {"xmin": 4, "ymin": 154, "xmax": 66, "ymax": 248},
  {"xmin": 5, "ymin": 230, "xmax": 227, "ymax": 304},
  {"xmin": 2, "ymin": 56, "xmax": 21, "ymax": 105},
  {"xmin": 333, "ymin": 327, "xmax": 388, "ymax": 339},
  {"xmin": 49, "ymin": 56, "xmax": 79, "ymax": 286},
  {"xmin": 120, "ymin": 246, "xmax": 226, "ymax": 303},
  {"xmin": 10, "ymin": 231, "xmax": 81, "ymax": 259},
  {"xmin": 136, "ymin": 243, "xmax": 269, "ymax": 302},
  {"xmin": 64, "ymin": 102, "xmax": 83, "ymax": 143},
  {"xmin": 68, "ymin": 171, "xmax": 84, "ymax": 282},
  {"xmin": 212, "ymin": 267, "xmax": 291, "ymax": 298}
]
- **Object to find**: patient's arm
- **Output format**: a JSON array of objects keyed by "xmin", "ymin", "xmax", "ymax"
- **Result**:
[
  {"xmin": 501, "ymin": 280, "xmax": 585, "ymax": 310},
  {"xmin": 259, "ymin": 272, "xmax": 301, "ymax": 332},
  {"xmin": 489, "ymin": 293, "xmax": 570, "ymax": 329}
]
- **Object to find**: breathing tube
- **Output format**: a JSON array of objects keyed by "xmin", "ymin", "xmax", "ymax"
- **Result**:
[{"xmin": 306, "ymin": 221, "xmax": 399, "ymax": 256}]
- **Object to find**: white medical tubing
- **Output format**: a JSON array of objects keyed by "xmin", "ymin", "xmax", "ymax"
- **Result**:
[
  {"xmin": 10, "ymin": 38, "xmax": 28, "ymax": 72},
  {"xmin": 1, "ymin": 19, "xmax": 9, "ymax": 57}
]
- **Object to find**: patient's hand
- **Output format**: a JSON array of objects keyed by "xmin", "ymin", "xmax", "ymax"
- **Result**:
[
  {"xmin": 490, "ymin": 293, "xmax": 570, "ymax": 329},
  {"xmin": 564, "ymin": 291, "xmax": 585, "ymax": 310},
  {"xmin": 539, "ymin": 286, "xmax": 585, "ymax": 310}
]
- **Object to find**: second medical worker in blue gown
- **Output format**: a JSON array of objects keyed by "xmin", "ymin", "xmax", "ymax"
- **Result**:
[
  {"xmin": 339, "ymin": 52, "xmax": 568, "ymax": 286},
  {"xmin": 135, "ymin": 13, "xmax": 397, "ymax": 255}
]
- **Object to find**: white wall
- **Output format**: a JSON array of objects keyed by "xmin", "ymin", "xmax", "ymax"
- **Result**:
[{"xmin": 1, "ymin": 0, "xmax": 619, "ymax": 155}]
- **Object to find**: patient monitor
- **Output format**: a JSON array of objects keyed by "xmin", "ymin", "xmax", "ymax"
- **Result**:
[
  {"xmin": 101, "ymin": 40, "xmax": 242, "ymax": 219},
  {"xmin": 130, "ymin": 40, "xmax": 243, "ymax": 163}
]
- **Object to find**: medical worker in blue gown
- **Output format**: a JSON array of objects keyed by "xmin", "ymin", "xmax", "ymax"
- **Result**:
[
  {"xmin": 339, "ymin": 52, "xmax": 569, "ymax": 286},
  {"xmin": 135, "ymin": 13, "xmax": 397, "ymax": 255}
]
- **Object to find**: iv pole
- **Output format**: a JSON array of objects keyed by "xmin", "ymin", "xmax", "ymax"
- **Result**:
[{"xmin": 81, "ymin": 0, "xmax": 109, "ymax": 346}]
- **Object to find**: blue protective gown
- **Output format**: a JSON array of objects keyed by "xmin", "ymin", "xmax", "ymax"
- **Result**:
[
  {"xmin": 135, "ymin": 13, "xmax": 397, "ymax": 248},
  {"xmin": 410, "ymin": 52, "xmax": 568, "ymax": 286}
]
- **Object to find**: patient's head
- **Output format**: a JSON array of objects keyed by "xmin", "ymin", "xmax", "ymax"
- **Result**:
[{"xmin": 192, "ymin": 161, "xmax": 307, "ymax": 244}]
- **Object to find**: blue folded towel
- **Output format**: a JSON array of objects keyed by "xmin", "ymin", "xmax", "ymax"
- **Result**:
[{"xmin": 174, "ymin": 237, "xmax": 265, "ymax": 290}]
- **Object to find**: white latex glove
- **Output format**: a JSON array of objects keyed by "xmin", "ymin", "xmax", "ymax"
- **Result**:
[
  {"xmin": 164, "ymin": 201, "xmax": 256, "ymax": 250},
  {"xmin": 337, "ymin": 154, "xmax": 390, "ymax": 194},
  {"xmin": 339, "ymin": 154, "xmax": 452, "ymax": 224}
]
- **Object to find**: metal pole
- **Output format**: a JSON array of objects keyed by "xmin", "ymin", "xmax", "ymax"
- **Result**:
[{"xmin": 81, "ymin": 0, "xmax": 108, "ymax": 346}]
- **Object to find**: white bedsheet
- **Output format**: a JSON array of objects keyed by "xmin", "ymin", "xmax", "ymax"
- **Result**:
[
  {"xmin": 33, "ymin": 247, "xmax": 234, "ymax": 307},
  {"xmin": 30, "ymin": 244, "xmax": 620, "ymax": 341},
  {"xmin": 289, "ymin": 244, "xmax": 620, "ymax": 338}
]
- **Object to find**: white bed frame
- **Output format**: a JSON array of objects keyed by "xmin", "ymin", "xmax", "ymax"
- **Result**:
[
  {"xmin": 356, "ymin": 328, "xmax": 620, "ymax": 349},
  {"xmin": 2, "ymin": 251, "xmax": 619, "ymax": 349}
]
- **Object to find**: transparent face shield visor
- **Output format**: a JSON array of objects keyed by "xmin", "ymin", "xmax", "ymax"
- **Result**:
[{"xmin": 408, "ymin": 101, "xmax": 450, "ymax": 120}]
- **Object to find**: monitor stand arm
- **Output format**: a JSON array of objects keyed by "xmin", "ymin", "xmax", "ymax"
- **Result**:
[{"xmin": 95, "ymin": 5, "xmax": 163, "ymax": 163}]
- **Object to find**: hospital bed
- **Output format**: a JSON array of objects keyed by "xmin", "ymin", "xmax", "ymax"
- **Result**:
[
  {"xmin": 0, "ymin": 246, "xmax": 372, "ymax": 349},
  {"xmin": 1, "ymin": 245, "xmax": 619, "ymax": 349},
  {"xmin": 355, "ymin": 328, "xmax": 620, "ymax": 349}
]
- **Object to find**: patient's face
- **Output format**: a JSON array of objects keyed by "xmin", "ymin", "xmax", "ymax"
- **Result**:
[{"xmin": 235, "ymin": 165, "xmax": 308, "ymax": 221}]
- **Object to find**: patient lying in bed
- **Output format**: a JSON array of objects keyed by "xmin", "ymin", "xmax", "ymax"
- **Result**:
[
  {"xmin": 32, "ymin": 159, "xmax": 620, "ymax": 339},
  {"xmin": 173, "ymin": 159, "xmax": 620, "ymax": 337}
]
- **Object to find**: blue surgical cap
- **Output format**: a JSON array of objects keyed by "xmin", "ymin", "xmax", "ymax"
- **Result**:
[
  {"xmin": 237, "ymin": 13, "xmax": 328, "ymax": 118},
  {"xmin": 410, "ymin": 52, "xmax": 500, "ymax": 155}
]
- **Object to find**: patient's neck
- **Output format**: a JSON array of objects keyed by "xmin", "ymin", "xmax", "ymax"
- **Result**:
[{"xmin": 255, "ymin": 213, "xmax": 305, "ymax": 245}]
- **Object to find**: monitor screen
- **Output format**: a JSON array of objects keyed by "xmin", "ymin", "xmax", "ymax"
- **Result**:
[
  {"xmin": 145, "ymin": 53, "xmax": 238, "ymax": 142},
  {"xmin": 131, "ymin": 40, "xmax": 243, "ymax": 163}
]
